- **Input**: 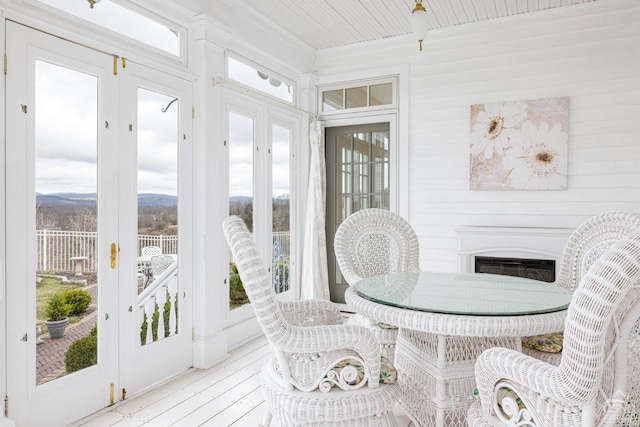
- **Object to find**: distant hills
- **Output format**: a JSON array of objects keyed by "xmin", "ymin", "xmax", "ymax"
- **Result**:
[
  {"xmin": 36, "ymin": 193, "xmax": 178, "ymax": 207},
  {"xmin": 36, "ymin": 193, "xmax": 285, "ymax": 207}
]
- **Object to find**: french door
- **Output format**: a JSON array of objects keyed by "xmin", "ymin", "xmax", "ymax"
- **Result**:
[
  {"xmin": 5, "ymin": 22, "xmax": 192, "ymax": 426},
  {"xmin": 326, "ymin": 123, "xmax": 391, "ymax": 303}
]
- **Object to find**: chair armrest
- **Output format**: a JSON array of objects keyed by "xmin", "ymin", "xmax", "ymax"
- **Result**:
[
  {"xmin": 474, "ymin": 347, "xmax": 558, "ymax": 416},
  {"xmin": 282, "ymin": 323, "xmax": 382, "ymax": 387},
  {"xmin": 279, "ymin": 299, "xmax": 343, "ymax": 326}
]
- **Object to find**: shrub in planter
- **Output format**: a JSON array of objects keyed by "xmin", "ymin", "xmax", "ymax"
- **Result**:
[
  {"xmin": 61, "ymin": 288, "xmax": 92, "ymax": 315},
  {"xmin": 45, "ymin": 293, "xmax": 71, "ymax": 321},
  {"xmin": 45, "ymin": 293, "xmax": 71, "ymax": 338},
  {"xmin": 65, "ymin": 326, "xmax": 97, "ymax": 373}
]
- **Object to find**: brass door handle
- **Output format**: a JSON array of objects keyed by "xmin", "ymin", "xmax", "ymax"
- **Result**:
[{"xmin": 110, "ymin": 243, "xmax": 117, "ymax": 269}]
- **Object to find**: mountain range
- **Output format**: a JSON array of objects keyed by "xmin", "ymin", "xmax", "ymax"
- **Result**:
[{"xmin": 36, "ymin": 193, "xmax": 178, "ymax": 207}]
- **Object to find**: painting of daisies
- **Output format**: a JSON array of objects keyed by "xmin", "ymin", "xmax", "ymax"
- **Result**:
[{"xmin": 470, "ymin": 97, "xmax": 569, "ymax": 190}]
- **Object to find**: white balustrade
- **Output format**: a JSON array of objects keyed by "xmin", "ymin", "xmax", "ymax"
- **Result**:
[{"xmin": 137, "ymin": 260, "xmax": 178, "ymax": 346}]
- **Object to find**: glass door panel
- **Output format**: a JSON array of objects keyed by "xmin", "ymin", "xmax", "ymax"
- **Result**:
[
  {"xmin": 228, "ymin": 112, "xmax": 254, "ymax": 309},
  {"xmin": 35, "ymin": 60, "xmax": 99, "ymax": 384},
  {"xmin": 325, "ymin": 123, "xmax": 390, "ymax": 303},
  {"xmin": 271, "ymin": 124, "xmax": 291, "ymax": 294},
  {"xmin": 136, "ymin": 88, "xmax": 179, "ymax": 344}
]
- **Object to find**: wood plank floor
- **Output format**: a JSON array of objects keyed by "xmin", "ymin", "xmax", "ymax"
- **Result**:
[{"xmin": 71, "ymin": 335, "xmax": 414, "ymax": 427}]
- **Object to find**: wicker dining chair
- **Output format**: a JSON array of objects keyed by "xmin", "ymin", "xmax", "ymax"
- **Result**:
[
  {"xmin": 334, "ymin": 208, "xmax": 420, "ymax": 362},
  {"xmin": 521, "ymin": 211, "xmax": 640, "ymax": 365},
  {"xmin": 223, "ymin": 216, "xmax": 400, "ymax": 427},
  {"xmin": 141, "ymin": 245, "xmax": 161, "ymax": 257},
  {"xmin": 468, "ymin": 230, "xmax": 640, "ymax": 427}
]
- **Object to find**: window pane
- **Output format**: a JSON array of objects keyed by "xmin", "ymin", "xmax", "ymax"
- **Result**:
[
  {"xmin": 272, "ymin": 125, "xmax": 290, "ymax": 294},
  {"xmin": 370, "ymin": 83, "xmax": 392, "ymax": 106},
  {"xmin": 35, "ymin": 60, "xmax": 98, "ymax": 383},
  {"xmin": 337, "ymin": 164, "xmax": 352, "ymax": 194},
  {"xmin": 38, "ymin": 0, "xmax": 180, "ymax": 56},
  {"xmin": 323, "ymin": 89, "xmax": 343, "ymax": 111},
  {"xmin": 136, "ymin": 88, "xmax": 179, "ymax": 345},
  {"xmin": 345, "ymin": 86, "xmax": 367, "ymax": 109},
  {"xmin": 372, "ymin": 131, "xmax": 390, "ymax": 161},
  {"xmin": 229, "ymin": 112, "xmax": 254, "ymax": 310},
  {"xmin": 336, "ymin": 134, "xmax": 352, "ymax": 163},
  {"xmin": 227, "ymin": 57, "xmax": 293, "ymax": 103}
]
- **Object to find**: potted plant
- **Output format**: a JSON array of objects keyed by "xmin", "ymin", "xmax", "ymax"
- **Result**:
[{"xmin": 44, "ymin": 292, "xmax": 70, "ymax": 339}]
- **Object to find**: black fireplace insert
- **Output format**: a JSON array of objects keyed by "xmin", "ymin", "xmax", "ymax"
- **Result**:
[{"xmin": 474, "ymin": 256, "xmax": 555, "ymax": 283}]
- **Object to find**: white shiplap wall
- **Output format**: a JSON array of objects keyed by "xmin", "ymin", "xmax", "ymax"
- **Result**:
[{"xmin": 315, "ymin": 0, "xmax": 640, "ymax": 272}]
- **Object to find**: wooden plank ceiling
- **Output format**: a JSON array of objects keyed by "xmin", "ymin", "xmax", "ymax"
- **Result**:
[{"xmin": 239, "ymin": 0, "xmax": 598, "ymax": 50}]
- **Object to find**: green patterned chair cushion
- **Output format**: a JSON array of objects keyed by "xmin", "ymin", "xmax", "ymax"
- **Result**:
[
  {"xmin": 329, "ymin": 356, "xmax": 397, "ymax": 387},
  {"xmin": 521, "ymin": 332, "xmax": 563, "ymax": 353},
  {"xmin": 375, "ymin": 322, "xmax": 398, "ymax": 330}
]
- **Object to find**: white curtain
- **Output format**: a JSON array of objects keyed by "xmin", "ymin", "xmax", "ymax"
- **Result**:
[{"xmin": 301, "ymin": 120, "xmax": 330, "ymax": 300}]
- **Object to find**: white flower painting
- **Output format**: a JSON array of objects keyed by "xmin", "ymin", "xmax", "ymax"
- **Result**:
[{"xmin": 470, "ymin": 97, "xmax": 569, "ymax": 190}]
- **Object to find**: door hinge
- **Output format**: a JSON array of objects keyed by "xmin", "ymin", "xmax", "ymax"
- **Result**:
[
  {"xmin": 121, "ymin": 388, "xmax": 127, "ymax": 400},
  {"xmin": 4, "ymin": 395, "xmax": 8, "ymax": 417},
  {"xmin": 112, "ymin": 56, "xmax": 118, "ymax": 76},
  {"xmin": 109, "ymin": 383, "xmax": 114, "ymax": 405},
  {"xmin": 192, "ymin": 105, "xmax": 195, "ymax": 119},
  {"xmin": 4, "ymin": 55, "xmax": 7, "ymax": 75}
]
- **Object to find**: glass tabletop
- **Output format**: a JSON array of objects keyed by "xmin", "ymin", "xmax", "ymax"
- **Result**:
[{"xmin": 353, "ymin": 271, "xmax": 571, "ymax": 316}]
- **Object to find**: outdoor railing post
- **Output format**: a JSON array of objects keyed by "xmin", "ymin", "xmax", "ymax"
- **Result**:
[{"xmin": 43, "ymin": 229, "xmax": 48, "ymax": 272}]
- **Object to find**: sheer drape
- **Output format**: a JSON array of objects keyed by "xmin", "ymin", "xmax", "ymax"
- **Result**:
[{"xmin": 300, "ymin": 120, "xmax": 329, "ymax": 300}]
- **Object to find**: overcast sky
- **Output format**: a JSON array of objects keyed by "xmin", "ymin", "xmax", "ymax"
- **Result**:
[{"xmin": 34, "ymin": 0, "xmax": 293, "ymax": 199}]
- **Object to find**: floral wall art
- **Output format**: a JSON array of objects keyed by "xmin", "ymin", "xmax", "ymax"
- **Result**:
[{"xmin": 470, "ymin": 97, "xmax": 569, "ymax": 190}]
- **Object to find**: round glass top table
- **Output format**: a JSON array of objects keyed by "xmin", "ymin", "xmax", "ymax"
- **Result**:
[
  {"xmin": 353, "ymin": 271, "xmax": 571, "ymax": 316},
  {"xmin": 345, "ymin": 271, "xmax": 571, "ymax": 427}
]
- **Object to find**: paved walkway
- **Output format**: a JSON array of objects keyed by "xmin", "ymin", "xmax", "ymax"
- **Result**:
[{"xmin": 37, "ymin": 284, "xmax": 97, "ymax": 384}]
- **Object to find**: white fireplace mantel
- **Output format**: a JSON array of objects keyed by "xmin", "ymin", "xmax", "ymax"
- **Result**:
[{"xmin": 456, "ymin": 226, "xmax": 574, "ymax": 278}]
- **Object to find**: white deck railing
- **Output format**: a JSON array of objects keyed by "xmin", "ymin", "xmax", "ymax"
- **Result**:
[
  {"xmin": 137, "ymin": 260, "xmax": 178, "ymax": 346},
  {"xmin": 35, "ymin": 230, "xmax": 179, "ymax": 273}
]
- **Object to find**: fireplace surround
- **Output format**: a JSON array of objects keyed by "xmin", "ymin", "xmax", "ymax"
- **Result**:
[{"xmin": 456, "ymin": 226, "xmax": 574, "ymax": 280}]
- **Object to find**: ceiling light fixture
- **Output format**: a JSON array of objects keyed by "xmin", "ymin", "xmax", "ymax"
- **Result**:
[
  {"xmin": 87, "ymin": 0, "xmax": 101, "ymax": 9},
  {"xmin": 411, "ymin": 0, "xmax": 428, "ymax": 51}
]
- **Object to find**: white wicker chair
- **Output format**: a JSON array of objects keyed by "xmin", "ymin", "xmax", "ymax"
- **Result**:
[
  {"xmin": 223, "ymin": 216, "xmax": 400, "ymax": 427},
  {"xmin": 141, "ymin": 245, "xmax": 161, "ymax": 257},
  {"xmin": 334, "ymin": 208, "xmax": 420, "ymax": 362},
  {"xmin": 468, "ymin": 230, "xmax": 640, "ymax": 427},
  {"xmin": 522, "ymin": 211, "xmax": 640, "ymax": 365}
]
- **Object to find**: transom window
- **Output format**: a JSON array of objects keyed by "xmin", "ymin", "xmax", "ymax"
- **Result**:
[
  {"xmin": 320, "ymin": 79, "xmax": 395, "ymax": 113},
  {"xmin": 227, "ymin": 56, "xmax": 294, "ymax": 103},
  {"xmin": 36, "ymin": 0, "xmax": 181, "ymax": 56}
]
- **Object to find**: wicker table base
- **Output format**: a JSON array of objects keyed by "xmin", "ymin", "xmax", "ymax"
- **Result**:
[{"xmin": 395, "ymin": 329, "xmax": 520, "ymax": 427}]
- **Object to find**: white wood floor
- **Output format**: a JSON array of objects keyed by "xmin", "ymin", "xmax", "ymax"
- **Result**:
[{"xmin": 71, "ymin": 334, "xmax": 414, "ymax": 427}]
